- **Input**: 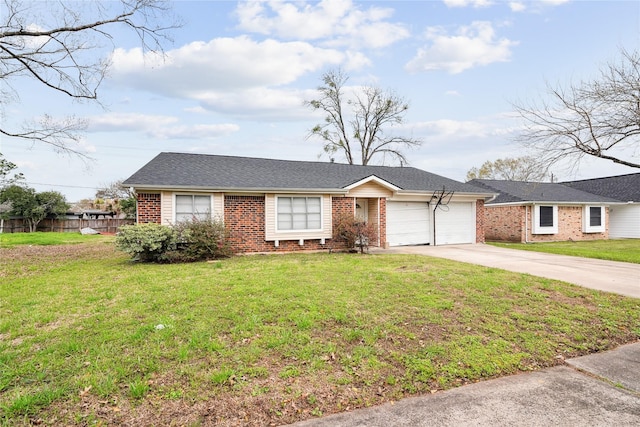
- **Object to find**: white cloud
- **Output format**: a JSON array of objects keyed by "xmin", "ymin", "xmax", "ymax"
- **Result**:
[
  {"xmin": 196, "ymin": 87, "xmax": 311, "ymax": 119},
  {"xmin": 443, "ymin": 0, "xmax": 493, "ymax": 8},
  {"xmin": 405, "ymin": 21, "xmax": 518, "ymax": 74},
  {"xmin": 88, "ymin": 113, "xmax": 179, "ymax": 132},
  {"xmin": 413, "ymin": 114, "xmax": 519, "ymax": 142},
  {"xmin": 87, "ymin": 113, "xmax": 238, "ymax": 140},
  {"xmin": 235, "ymin": 0, "xmax": 409, "ymax": 49},
  {"xmin": 509, "ymin": 2, "xmax": 526, "ymax": 12},
  {"xmin": 445, "ymin": 90, "xmax": 462, "ymax": 97},
  {"xmin": 110, "ymin": 37, "xmax": 344, "ymax": 95},
  {"xmin": 150, "ymin": 124, "xmax": 240, "ymax": 140}
]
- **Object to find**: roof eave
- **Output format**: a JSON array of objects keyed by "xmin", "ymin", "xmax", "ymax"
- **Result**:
[
  {"xmin": 127, "ymin": 184, "xmax": 348, "ymax": 195},
  {"xmin": 487, "ymin": 200, "xmax": 619, "ymax": 206}
]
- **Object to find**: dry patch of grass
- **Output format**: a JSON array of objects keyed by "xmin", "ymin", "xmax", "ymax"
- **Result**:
[{"xmin": 1, "ymin": 240, "xmax": 639, "ymax": 426}]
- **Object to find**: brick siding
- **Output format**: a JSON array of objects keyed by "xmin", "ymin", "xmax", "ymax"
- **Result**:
[
  {"xmin": 475, "ymin": 199, "xmax": 486, "ymax": 243},
  {"xmin": 137, "ymin": 193, "xmax": 161, "ymax": 223},
  {"xmin": 485, "ymin": 205, "xmax": 608, "ymax": 242},
  {"xmin": 224, "ymin": 195, "xmax": 350, "ymax": 253},
  {"xmin": 484, "ymin": 205, "xmax": 526, "ymax": 242}
]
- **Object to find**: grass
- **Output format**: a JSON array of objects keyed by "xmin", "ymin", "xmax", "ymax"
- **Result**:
[
  {"xmin": 489, "ymin": 239, "xmax": 640, "ymax": 264},
  {"xmin": 0, "ymin": 231, "xmax": 109, "ymax": 248},
  {"xmin": 1, "ymin": 233, "xmax": 639, "ymax": 425}
]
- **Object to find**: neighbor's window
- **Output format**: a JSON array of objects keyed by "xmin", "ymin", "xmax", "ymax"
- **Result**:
[
  {"xmin": 533, "ymin": 205, "xmax": 558, "ymax": 234},
  {"xmin": 175, "ymin": 195, "xmax": 211, "ymax": 221},
  {"xmin": 583, "ymin": 205, "xmax": 605, "ymax": 233},
  {"xmin": 277, "ymin": 197, "xmax": 322, "ymax": 230},
  {"xmin": 539, "ymin": 206, "xmax": 554, "ymax": 227}
]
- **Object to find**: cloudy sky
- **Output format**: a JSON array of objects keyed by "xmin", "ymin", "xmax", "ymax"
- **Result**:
[{"xmin": 2, "ymin": 0, "xmax": 639, "ymax": 201}]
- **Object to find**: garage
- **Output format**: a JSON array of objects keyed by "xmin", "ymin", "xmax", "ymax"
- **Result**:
[
  {"xmin": 434, "ymin": 202, "xmax": 475, "ymax": 245},
  {"xmin": 387, "ymin": 201, "xmax": 430, "ymax": 246}
]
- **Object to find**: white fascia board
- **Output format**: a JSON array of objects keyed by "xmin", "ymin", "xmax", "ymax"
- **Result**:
[
  {"xmin": 344, "ymin": 175, "xmax": 401, "ymax": 192},
  {"xmin": 395, "ymin": 190, "xmax": 495, "ymax": 199},
  {"xmin": 487, "ymin": 201, "xmax": 614, "ymax": 207},
  {"xmin": 130, "ymin": 185, "xmax": 347, "ymax": 195}
]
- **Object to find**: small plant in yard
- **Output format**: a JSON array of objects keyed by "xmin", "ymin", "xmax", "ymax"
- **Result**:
[
  {"xmin": 333, "ymin": 212, "xmax": 378, "ymax": 253},
  {"xmin": 168, "ymin": 216, "xmax": 232, "ymax": 262},
  {"xmin": 115, "ymin": 222, "xmax": 176, "ymax": 262},
  {"xmin": 115, "ymin": 217, "xmax": 232, "ymax": 263}
]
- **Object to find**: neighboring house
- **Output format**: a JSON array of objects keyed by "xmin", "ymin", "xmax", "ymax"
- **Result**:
[
  {"xmin": 563, "ymin": 173, "xmax": 640, "ymax": 239},
  {"xmin": 123, "ymin": 153, "xmax": 494, "ymax": 253},
  {"xmin": 469, "ymin": 179, "xmax": 621, "ymax": 243}
]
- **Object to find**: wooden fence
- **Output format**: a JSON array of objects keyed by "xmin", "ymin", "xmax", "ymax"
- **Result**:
[{"xmin": 0, "ymin": 217, "xmax": 135, "ymax": 234}]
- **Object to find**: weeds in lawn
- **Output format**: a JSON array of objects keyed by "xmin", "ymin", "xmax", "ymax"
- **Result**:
[{"xmin": 0, "ymin": 239, "xmax": 638, "ymax": 426}]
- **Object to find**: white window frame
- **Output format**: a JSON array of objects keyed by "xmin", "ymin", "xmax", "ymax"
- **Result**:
[
  {"xmin": 174, "ymin": 194, "xmax": 212, "ymax": 222},
  {"xmin": 583, "ymin": 205, "xmax": 605, "ymax": 233},
  {"xmin": 532, "ymin": 204, "xmax": 558, "ymax": 234},
  {"xmin": 276, "ymin": 196, "xmax": 323, "ymax": 232}
]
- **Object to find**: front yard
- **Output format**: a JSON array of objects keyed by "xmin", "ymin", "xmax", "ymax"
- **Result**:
[
  {"xmin": 489, "ymin": 239, "xmax": 640, "ymax": 264},
  {"xmin": 1, "ymin": 235, "xmax": 639, "ymax": 426}
]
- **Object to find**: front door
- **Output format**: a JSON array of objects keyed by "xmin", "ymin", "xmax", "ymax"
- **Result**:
[{"xmin": 355, "ymin": 199, "xmax": 369, "ymax": 222}]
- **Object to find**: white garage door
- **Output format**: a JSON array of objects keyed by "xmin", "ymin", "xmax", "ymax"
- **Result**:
[
  {"xmin": 435, "ymin": 202, "xmax": 474, "ymax": 245},
  {"xmin": 387, "ymin": 201, "xmax": 430, "ymax": 246}
]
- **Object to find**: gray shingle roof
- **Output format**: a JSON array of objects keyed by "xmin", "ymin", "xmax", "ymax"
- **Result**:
[
  {"xmin": 562, "ymin": 173, "xmax": 640, "ymax": 202},
  {"xmin": 469, "ymin": 179, "xmax": 620, "ymax": 204},
  {"xmin": 123, "ymin": 152, "xmax": 490, "ymax": 194}
]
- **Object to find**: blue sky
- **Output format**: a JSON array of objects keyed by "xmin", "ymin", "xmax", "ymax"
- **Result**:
[{"xmin": 2, "ymin": 0, "xmax": 639, "ymax": 201}]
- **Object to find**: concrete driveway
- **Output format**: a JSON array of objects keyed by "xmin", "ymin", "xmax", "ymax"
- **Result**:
[
  {"xmin": 290, "ymin": 342, "xmax": 640, "ymax": 427},
  {"xmin": 379, "ymin": 244, "xmax": 640, "ymax": 299}
]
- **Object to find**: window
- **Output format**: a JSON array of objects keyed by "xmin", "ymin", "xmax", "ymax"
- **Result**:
[
  {"xmin": 539, "ymin": 206, "xmax": 554, "ymax": 227},
  {"xmin": 533, "ymin": 205, "xmax": 558, "ymax": 234},
  {"xmin": 277, "ymin": 197, "xmax": 322, "ymax": 231},
  {"xmin": 583, "ymin": 206, "xmax": 605, "ymax": 233},
  {"xmin": 175, "ymin": 195, "xmax": 211, "ymax": 221}
]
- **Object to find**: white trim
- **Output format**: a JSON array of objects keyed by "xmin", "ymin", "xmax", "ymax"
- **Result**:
[
  {"xmin": 583, "ymin": 205, "xmax": 605, "ymax": 233},
  {"xmin": 173, "ymin": 193, "xmax": 213, "ymax": 223},
  {"xmin": 344, "ymin": 175, "xmax": 401, "ymax": 192},
  {"xmin": 532, "ymin": 204, "xmax": 558, "ymax": 234},
  {"xmin": 275, "ymin": 195, "xmax": 323, "ymax": 233}
]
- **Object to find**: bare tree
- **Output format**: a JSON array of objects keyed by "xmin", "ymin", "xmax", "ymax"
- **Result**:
[
  {"xmin": 466, "ymin": 156, "xmax": 548, "ymax": 182},
  {"xmin": 305, "ymin": 68, "xmax": 422, "ymax": 165},
  {"xmin": 0, "ymin": 0, "xmax": 178, "ymax": 155},
  {"xmin": 514, "ymin": 48, "xmax": 640, "ymax": 170}
]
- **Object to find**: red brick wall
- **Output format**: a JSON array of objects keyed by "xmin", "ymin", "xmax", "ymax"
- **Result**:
[
  {"xmin": 379, "ymin": 197, "xmax": 387, "ymax": 248},
  {"xmin": 137, "ymin": 193, "xmax": 161, "ymax": 224},
  {"xmin": 475, "ymin": 199, "xmax": 486, "ymax": 243},
  {"xmin": 485, "ymin": 205, "xmax": 609, "ymax": 242},
  {"xmin": 224, "ymin": 195, "xmax": 348, "ymax": 253},
  {"xmin": 224, "ymin": 195, "xmax": 266, "ymax": 252},
  {"xmin": 332, "ymin": 196, "xmax": 355, "ymax": 218},
  {"xmin": 484, "ymin": 205, "xmax": 526, "ymax": 242}
]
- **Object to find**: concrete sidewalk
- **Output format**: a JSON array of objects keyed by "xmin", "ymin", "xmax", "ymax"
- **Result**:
[
  {"xmin": 380, "ymin": 244, "xmax": 640, "ymax": 299},
  {"xmin": 289, "ymin": 342, "xmax": 640, "ymax": 427}
]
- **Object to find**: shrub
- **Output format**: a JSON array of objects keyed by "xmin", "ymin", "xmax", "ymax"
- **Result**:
[
  {"xmin": 168, "ymin": 216, "xmax": 232, "ymax": 262},
  {"xmin": 333, "ymin": 213, "xmax": 378, "ymax": 254},
  {"xmin": 115, "ymin": 223, "xmax": 177, "ymax": 262}
]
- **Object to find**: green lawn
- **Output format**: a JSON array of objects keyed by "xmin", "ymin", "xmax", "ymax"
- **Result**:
[
  {"xmin": 1, "ymin": 235, "xmax": 639, "ymax": 425},
  {"xmin": 0, "ymin": 232, "xmax": 109, "ymax": 248},
  {"xmin": 489, "ymin": 239, "xmax": 640, "ymax": 264}
]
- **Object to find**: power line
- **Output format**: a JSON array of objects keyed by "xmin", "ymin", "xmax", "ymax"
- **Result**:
[{"xmin": 24, "ymin": 181, "xmax": 100, "ymax": 190}]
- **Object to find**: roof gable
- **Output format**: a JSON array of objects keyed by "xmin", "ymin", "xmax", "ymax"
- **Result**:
[
  {"xmin": 124, "ymin": 152, "xmax": 491, "ymax": 195},
  {"xmin": 469, "ymin": 179, "xmax": 620, "ymax": 204},
  {"xmin": 562, "ymin": 173, "xmax": 640, "ymax": 202},
  {"xmin": 343, "ymin": 175, "xmax": 401, "ymax": 192}
]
